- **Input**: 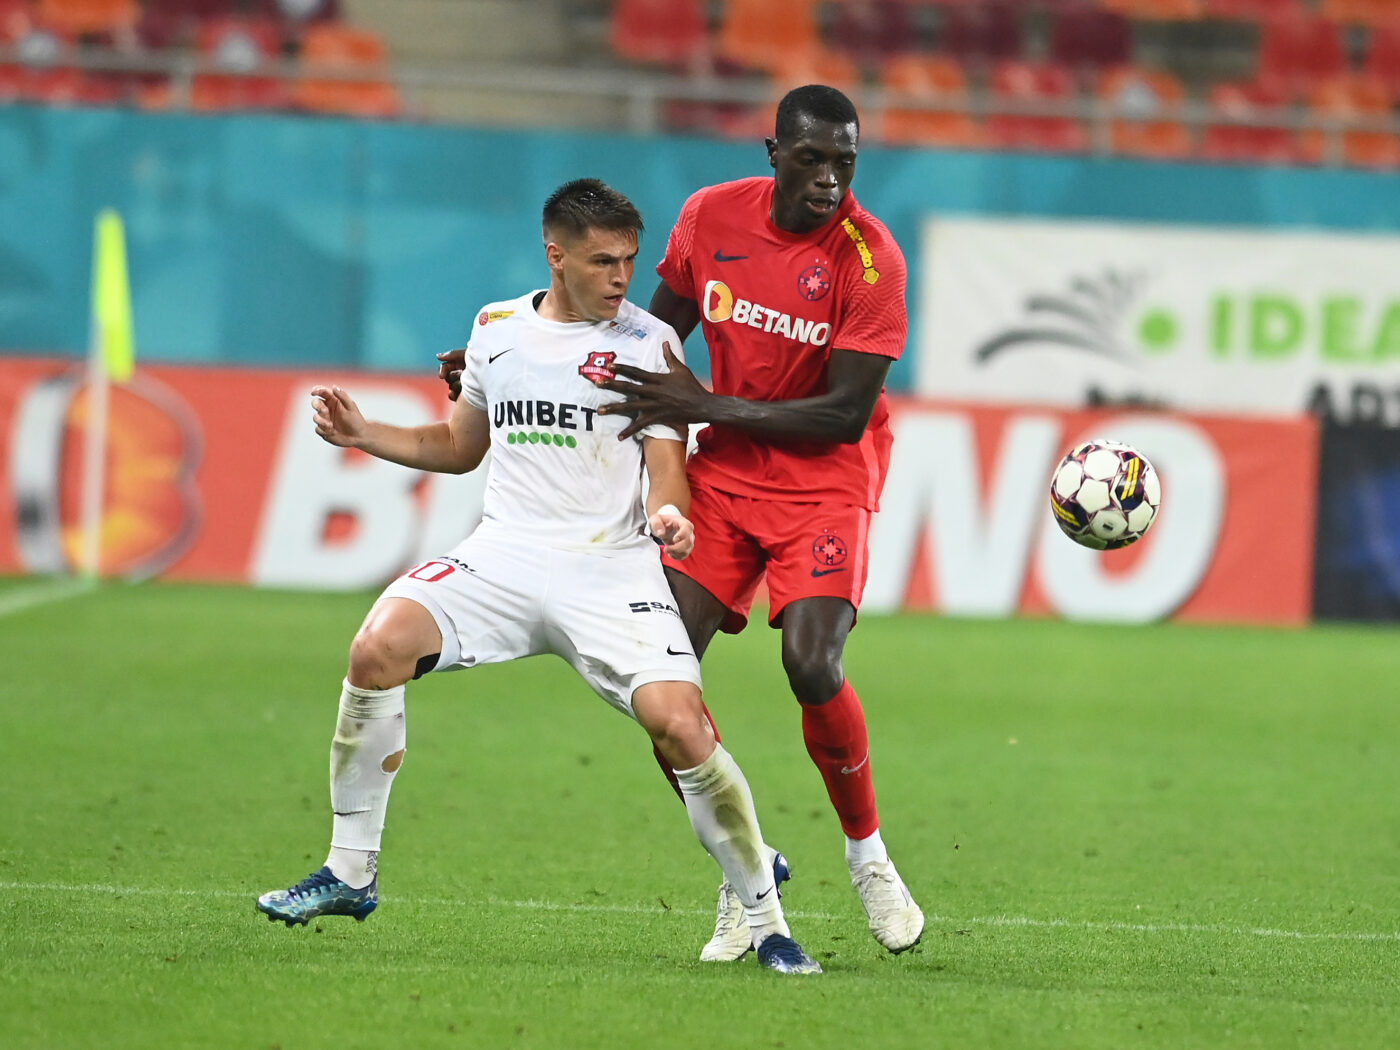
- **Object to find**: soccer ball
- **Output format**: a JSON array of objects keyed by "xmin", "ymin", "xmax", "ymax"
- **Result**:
[{"xmin": 1049, "ymin": 440, "xmax": 1161, "ymax": 550}]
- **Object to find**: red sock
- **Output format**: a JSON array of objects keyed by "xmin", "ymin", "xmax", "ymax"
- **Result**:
[
  {"xmin": 653, "ymin": 703, "xmax": 722, "ymax": 802},
  {"xmin": 801, "ymin": 679, "xmax": 879, "ymax": 839}
]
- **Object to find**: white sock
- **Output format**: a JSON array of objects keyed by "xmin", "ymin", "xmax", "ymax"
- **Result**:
[
  {"xmin": 324, "ymin": 679, "xmax": 406, "ymax": 889},
  {"xmin": 846, "ymin": 827, "xmax": 889, "ymax": 870},
  {"xmin": 674, "ymin": 744, "xmax": 789, "ymax": 945}
]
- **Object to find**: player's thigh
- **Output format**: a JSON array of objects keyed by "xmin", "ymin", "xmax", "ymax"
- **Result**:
[
  {"xmin": 545, "ymin": 545, "xmax": 702, "ymax": 717},
  {"xmin": 379, "ymin": 539, "xmax": 547, "ymax": 674},
  {"xmin": 756, "ymin": 500, "xmax": 872, "ymax": 627},
  {"xmin": 662, "ymin": 480, "xmax": 766, "ymax": 633}
]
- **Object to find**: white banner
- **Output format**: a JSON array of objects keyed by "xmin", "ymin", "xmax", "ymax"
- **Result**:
[{"xmin": 917, "ymin": 217, "xmax": 1400, "ymax": 425}]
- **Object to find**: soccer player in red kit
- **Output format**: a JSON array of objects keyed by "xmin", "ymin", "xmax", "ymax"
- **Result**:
[
  {"xmin": 598, "ymin": 84, "xmax": 924, "ymax": 959},
  {"xmin": 437, "ymin": 85, "xmax": 922, "ymax": 960}
]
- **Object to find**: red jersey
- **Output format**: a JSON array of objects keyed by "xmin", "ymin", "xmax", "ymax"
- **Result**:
[{"xmin": 656, "ymin": 177, "xmax": 907, "ymax": 510}]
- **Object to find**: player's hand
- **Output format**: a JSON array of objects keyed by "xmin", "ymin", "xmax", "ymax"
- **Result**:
[
  {"xmin": 648, "ymin": 504, "xmax": 694, "ymax": 561},
  {"xmin": 597, "ymin": 342, "xmax": 712, "ymax": 440},
  {"xmin": 436, "ymin": 347, "xmax": 467, "ymax": 402},
  {"xmin": 310, "ymin": 385, "xmax": 367, "ymax": 447}
]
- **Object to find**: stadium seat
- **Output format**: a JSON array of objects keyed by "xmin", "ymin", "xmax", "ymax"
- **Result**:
[
  {"xmin": 716, "ymin": 0, "xmax": 821, "ymax": 74},
  {"xmin": 189, "ymin": 15, "xmax": 289, "ymax": 111},
  {"xmin": 1320, "ymin": 0, "xmax": 1400, "ymax": 27},
  {"xmin": 1100, "ymin": 0, "xmax": 1202, "ymax": 19},
  {"xmin": 826, "ymin": 0, "xmax": 921, "ymax": 67},
  {"xmin": 986, "ymin": 60, "xmax": 1089, "ymax": 153},
  {"xmin": 939, "ymin": 1, "xmax": 1023, "ymax": 69},
  {"xmin": 0, "ymin": 22, "xmax": 123, "ymax": 104},
  {"xmin": 1202, "ymin": 0, "xmax": 1296, "ymax": 18},
  {"xmin": 293, "ymin": 22, "xmax": 398, "ymax": 118},
  {"xmin": 878, "ymin": 54, "xmax": 983, "ymax": 149},
  {"xmin": 1048, "ymin": 4, "xmax": 1134, "ymax": 73},
  {"xmin": 34, "ymin": 0, "xmax": 139, "ymax": 39},
  {"xmin": 609, "ymin": 0, "xmax": 710, "ymax": 70},
  {"xmin": 1363, "ymin": 23, "xmax": 1400, "ymax": 97},
  {"xmin": 1200, "ymin": 79, "xmax": 1299, "ymax": 164},
  {"xmin": 1298, "ymin": 74, "xmax": 1400, "ymax": 168},
  {"xmin": 0, "ymin": 0, "xmax": 30, "ymax": 39},
  {"xmin": 1096, "ymin": 65, "xmax": 1192, "ymax": 158},
  {"xmin": 1258, "ymin": 7, "xmax": 1347, "ymax": 94}
]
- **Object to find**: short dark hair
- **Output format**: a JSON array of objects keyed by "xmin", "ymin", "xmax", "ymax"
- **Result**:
[
  {"xmin": 542, "ymin": 178, "xmax": 643, "ymax": 243},
  {"xmin": 775, "ymin": 84, "xmax": 860, "ymax": 143}
]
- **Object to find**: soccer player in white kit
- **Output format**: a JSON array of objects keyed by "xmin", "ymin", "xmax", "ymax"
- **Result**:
[{"xmin": 255, "ymin": 178, "xmax": 820, "ymax": 974}]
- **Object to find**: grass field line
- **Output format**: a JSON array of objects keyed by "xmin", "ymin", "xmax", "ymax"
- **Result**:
[
  {"xmin": 3, "ymin": 879, "xmax": 1397, "ymax": 944},
  {"xmin": 0, "ymin": 576, "xmax": 94, "ymax": 619}
]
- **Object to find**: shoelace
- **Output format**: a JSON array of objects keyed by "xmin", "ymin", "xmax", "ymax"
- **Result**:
[
  {"xmin": 712, "ymin": 883, "xmax": 742, "ymax": 934},
  {"xmin": 287, "ymin": 869, "xmax": 341, "ymax": 900}
]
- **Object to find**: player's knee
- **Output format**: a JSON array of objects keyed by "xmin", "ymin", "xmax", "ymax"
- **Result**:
[
  {"xmin": 347, "ymin": 622, "xmax": 417, "ymax": 690},
  {"xmin": 633, "ymin": 684, "xmax": 712, "ymax": 757},
  {"xmin": 781, "ymin": 649, "xmax": 843, "ymax": 706}
]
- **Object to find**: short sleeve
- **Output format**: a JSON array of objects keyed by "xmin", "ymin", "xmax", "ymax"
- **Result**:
[
  {"xmin": 655, "ymin": 190, "xmax": 704, "ymax": 299},
  {"xmin": 461, "ymin": 337, "xmax": 487, "ymax": 411},
  {"xmin": 830, "ymin": 228, "xmax": 909, "ymax": 361},
  {"xmin": 639, "ymin": 324, "xmax": 687, "ymax": 443}
]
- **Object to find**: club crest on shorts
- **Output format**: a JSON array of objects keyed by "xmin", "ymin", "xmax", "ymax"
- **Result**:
[
  {"xmin": 812, "ymin": 529, "xmax": 848, "ymax": 567},
  {"xmin": 579, "ymin": 350, "xmax": 617, "ymax": 384}
]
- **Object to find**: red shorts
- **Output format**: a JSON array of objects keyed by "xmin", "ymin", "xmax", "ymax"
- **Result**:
[{"xmin": 663, "ymin": 477, "xmax": 872, "ymax": 633}]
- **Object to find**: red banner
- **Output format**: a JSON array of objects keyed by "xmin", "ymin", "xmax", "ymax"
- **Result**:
[{"xmin": 0, "ymin": 358, "xmax": 1318, "ymax": 624}]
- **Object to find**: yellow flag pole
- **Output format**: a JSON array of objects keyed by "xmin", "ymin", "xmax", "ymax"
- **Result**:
[{"xmin": 80, "ymin": 209, "xmax": 136, "ymax": 579}]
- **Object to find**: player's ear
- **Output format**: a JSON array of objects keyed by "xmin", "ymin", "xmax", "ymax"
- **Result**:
[
  {"xmin": 765, "ymin": 138, "xmax": 778, "ymax": 167},
  {"xmin": 545, "ymin": 240, "xmax": 565, "ymax": 272}
]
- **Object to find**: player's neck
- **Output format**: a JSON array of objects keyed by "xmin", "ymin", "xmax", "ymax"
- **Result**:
[{"xmin": 537, "ymin": 286, "xmax": 596, "ymax": 324}]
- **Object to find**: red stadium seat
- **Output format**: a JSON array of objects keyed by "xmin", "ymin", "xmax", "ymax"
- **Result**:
[
  {"xmin": 939, "ymin": 1, "xmax": 1023, "ymax": 69},
  {"xmin": 610, "ymin": 0, "xmax": 710, "ymax": 70},
  {"xmin": 34, "ymin": 0, "xmax": 139, "ymax": 38},
  {"xmin": 1203, "ymin": 0, "xmax": 1298, "ymax": 19},
  {"xmin": 189, "ymin": 15, "xmax": 289, "ymax": 111},
  {"xmin": 1258, "ymin": 8, "xmax": 1347, "ymax": 94},
  {"xmin": 1049, "ymin": 4, "xmax": 1134, "ymax": 73},
  {"xmin": 1100, "ymin": 0, "xmax": 1202, "ymax": 19},
  {"xmin": 1320, "ymin": 0, "xmax": 1400, "ymax": 27},
  {"xmin": 1200, "ymin": 79, "xmax": 1299, "ymax": 164},
  {"xmin": 0, "ymin": 22, "xmax": 124, "ymax": 104},
  {"xmin": 878, "ymin": 54, "xmax": 983, "ymax": 149},
  {"xmin": 986, "ymin": 60, "xmax": 1089, "ymax": 153},
  {"xmin": 1363, "ymin": 23, "xmax": 1400, "ymax": 97},
  {"xmin": 826, "ymin": 0, "xmax": 920, "ymax": 67}
]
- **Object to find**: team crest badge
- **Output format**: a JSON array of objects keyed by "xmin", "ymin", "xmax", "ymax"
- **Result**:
[
  {"xmin": 812, "ymin": 530, "xmax": 848, "ymax": 566},
  {"xmin": 579, "ymin": 350, "xmax": 617, "ymax": 384},
  {"xmin": 798, "ymin": 265, "xmax": 832, "ymax": 302}
]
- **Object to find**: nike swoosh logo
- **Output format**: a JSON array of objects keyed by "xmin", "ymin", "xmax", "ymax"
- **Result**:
[
  {"xmin": 810, "ymin": 566, "xmax": 848, "ymax": 578},
  {"xmin": 488, "ymin": 348, "xmax": 514, "ymax": 363},
  {"xmin": 840, "ymin": 753, "xmax": 869, "ymax": 775},
  {"xmin": 666, "ymin": 645, "xmax": 693, "ymax": 657},
  {"xmin": 713, "ymin": 250, "xmax": 748, "ymax": 262},
  {"xmin": 756, "ymin": 885, "xmax": 773, "ymax": 900}
]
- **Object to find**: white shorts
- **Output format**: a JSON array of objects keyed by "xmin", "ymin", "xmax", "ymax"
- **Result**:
[{"xmin": 379, "ymin": 530, "xmax": 702, "ymax": 718}]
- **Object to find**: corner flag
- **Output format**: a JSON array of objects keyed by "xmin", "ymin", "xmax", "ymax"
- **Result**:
[{"xmin": 90, "ymin": 208, "xmax": 135, "ymax": 382}]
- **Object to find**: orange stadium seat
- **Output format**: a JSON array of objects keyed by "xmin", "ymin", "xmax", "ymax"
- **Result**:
[
  {"xmin": 1321, "ymin": 0, "xmax": 1400, "ymax": 26},
  {"xmin": 293, "ymin": 22, "xmax": 399, "ymax": 118},
  {"xmin": 1096, "ymin": 65, "xmax": 1192, "ymax": 158},
  {"xmin": 0, "ymin": 22, "xmax": 124, "ymax": 103},
  {"xmin": 1298, "ymin": 74, "xmax": 1400, "ymax": 168},
  {"xmin": 35, "ymin": 0, "xmax": 139, "ymax": 38},
  {"xmin": 1200, "ymin": 79, "xmax": 1299, "ymax": 163},
  {"xmin": 716, "ymin": 0, "xmax": 821, "ymax": 74},
  {"xmin": 1202, "ymin": 0, "xmax": 1296, "ymax": 19},
  {"xmin": 878, "ymin": 54, "xmax": 983, "ymax": 149},
  {"xmin": 986, "ymin": 60, "xmax": 1089, "ymax": 153},
  {"xmin": 610, "ymin": 0, "xmax": 710, "ymax": 70}
]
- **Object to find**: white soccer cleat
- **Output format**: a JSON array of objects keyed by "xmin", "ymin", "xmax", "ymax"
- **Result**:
[
  {"xmin": 699, "ymin": 846, "xmax": 791, "ymax": 962},
  {"xmin": 851, "ymin": 858, "xmax": 924, "ymax": 953}
]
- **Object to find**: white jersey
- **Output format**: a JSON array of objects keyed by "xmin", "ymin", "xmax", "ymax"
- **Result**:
[{"xmin": 461, "ymin": 291, "xmax": 684, "ymax": 550}]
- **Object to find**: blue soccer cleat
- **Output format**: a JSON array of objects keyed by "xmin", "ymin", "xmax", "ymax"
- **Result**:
[
  {"xmin": 756, "ymin": 933, "xmax": 823, "ymax": 975},
  {"xmin": 256, "ymin": 866, "xmax": 378, "ymax": 926},
  {"xmin": 700, "ymin": 847, "xmax": 792, "ymax": 962}
]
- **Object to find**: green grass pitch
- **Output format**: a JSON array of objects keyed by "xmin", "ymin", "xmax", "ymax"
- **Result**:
[{"xmin": 2, "ymin": 577, "xmax": 1398, "ymax": 1049}]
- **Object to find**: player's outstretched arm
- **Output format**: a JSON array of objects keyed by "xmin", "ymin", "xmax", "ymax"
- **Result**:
[
  {"xmin": 310, "ymin": 385, "xmax": 490, "ymax": 474},
  {"xmin": 642, "ymin": 434, "xmax": 694, "ymax": 560}
]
